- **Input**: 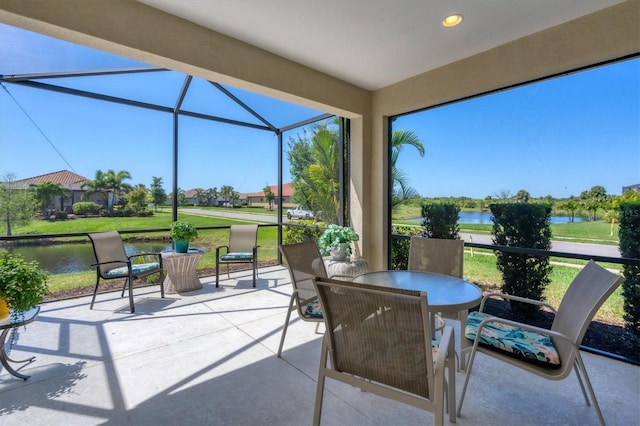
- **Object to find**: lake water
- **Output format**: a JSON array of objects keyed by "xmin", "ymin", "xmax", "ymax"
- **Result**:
[
  {"xmin": 4, "ymin": 242, "xmax": 171, "ymax": 274},
  {"xmin": 411, "ymin": 211, "xmax": 585, "ymax": 225}
]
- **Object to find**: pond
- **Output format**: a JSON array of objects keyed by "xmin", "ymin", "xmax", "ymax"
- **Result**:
[
  {"xmin": 4, "ymin": 242, "xmax": 171, "ymax": 274},
  {"xmin": 411, "ymin": 211, "xmax": 586, "ymax": 225}
]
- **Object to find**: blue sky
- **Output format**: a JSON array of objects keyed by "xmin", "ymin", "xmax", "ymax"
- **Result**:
[{"xmin": 1, "ymin": 24, "xmax": 638, "ymax": 199}]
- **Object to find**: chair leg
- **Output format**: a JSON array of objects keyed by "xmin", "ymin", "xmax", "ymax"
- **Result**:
[
  {"xmin": 90, "ymin": 277, "xmax": 101, "ymax": 309},
  {"xmin": 312, "ymin": 339, "xmax": 329, "ymax": 426},
  {"xmin": 457, "ymin": 339, "xmax": 480, "ymax": 417},
  {"xmin": 121, "ymin": 280, "xmax": 127, "ymax": 298},
  {"xmin": 159, "ymin": 269, "xmax": 165, "ymax": 298},
  {"xmin": 277, "ymin": 295, "xmax": 296, "ymax": 357},
  {"xmin": 127, "ymin": 276, "xmax": 135, "ymax": 313},
  {"xmin": 215, "ymin": 257, "xmax": 220, "ymax": 288},
  {"xmin": 252, "ymin": 259, "xmax": 257, "ymax": 288},
  {"xmin": 575, "ymin": 352, "xmax": 606, "ymax": 426}
]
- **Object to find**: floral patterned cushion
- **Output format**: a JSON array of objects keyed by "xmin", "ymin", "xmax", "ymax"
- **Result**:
[
  {"xmin": 305, "ymin": 301, "xmax": 323, "ymax": 318},
  {"xmin": 465, "ymin": 311, "xmax": 561, "ymax": 368},
  {"xmin": 105, "ymin": 262, "xmax": 160, "ymax": 278},
  {"xmin": 221, "ymin": 252, "xmax": 253, "ymax": 261}
]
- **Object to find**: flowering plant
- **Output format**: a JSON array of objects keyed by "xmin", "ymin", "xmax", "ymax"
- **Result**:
[{"xmin": 317, "ymin": 224, "xmax": 359, "ymax": 256}]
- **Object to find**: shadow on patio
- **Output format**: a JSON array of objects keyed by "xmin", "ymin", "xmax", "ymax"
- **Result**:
[{"xmin": 0, "ymin": 265, "xmax": 638, "ymax": 425}]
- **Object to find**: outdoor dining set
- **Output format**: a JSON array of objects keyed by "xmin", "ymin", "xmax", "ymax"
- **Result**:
[{"xmin": 1, "ymin": 228, "xmax": 622, "ymax": 426}]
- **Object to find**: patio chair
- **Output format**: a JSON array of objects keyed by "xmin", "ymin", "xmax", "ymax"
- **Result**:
[
  {"xmin": 215, "ymin": 224, "xmax": 259, "ymax": 288},
  {"xmin": 88, "ymin": 231, "xmax": 164, "ymax": 313},
  {"xmin": 408, "ymin": 237, "xmax": 464, "ymax": 278},
  {"xmin": 312, "ymin": 276, "xmax": 456, "ymax": 426},
  {"xmin": 277, "ymin": 241, "xmax": 352, "ymax": 358},
  {"xmin": 409, "ymin": 237, "xmax": 465, "ymax": 366},
  {"xmin": 458, "ymin": 260, "xmax": 623, "ymax": 426}
]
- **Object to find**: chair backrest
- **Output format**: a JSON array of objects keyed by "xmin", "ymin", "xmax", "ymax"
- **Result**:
[
  {"xmin": 313, "ymin": 276, "xmax": 435, "ymax": 399},
  {"xmin": 408, "ymin": 237, "xmax": 464, "ymax": 278},
  {"xmin": 228, "ymin": 224, "xmax": 258, "ymax": 253},
  {"xmin": 88, "ymin": 231, "xmax": 128, "ymax": 277},
  {"xmin": 279, "ymin": 241, "xmax": 328, "ymax": 310},
  {"xmin": 552, "ymin": 260, "xmax": 623, "ymax": 349}
]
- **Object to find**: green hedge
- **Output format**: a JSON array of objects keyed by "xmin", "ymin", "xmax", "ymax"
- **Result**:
[
  {"xmin": 619, "ymin": 202, "xmax": 640, "ymax": 335},
  {"xmin": 490, "ymin": 203, "xmax": 552, "ymax": 317}
]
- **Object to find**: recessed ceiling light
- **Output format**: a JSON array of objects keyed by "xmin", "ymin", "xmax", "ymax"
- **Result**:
[{"xmin": 442, "ymin": 14, "xmax": 463, "ymax": 28}]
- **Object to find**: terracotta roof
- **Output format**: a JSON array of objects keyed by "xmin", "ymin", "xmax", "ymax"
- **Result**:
[
  {"xmin": 245, "ymin": 183, "xmax": 294, "ymax": 197},
  {"xmin": 14, "ymin": 170, "xmax": 89, "ymax": 187}
]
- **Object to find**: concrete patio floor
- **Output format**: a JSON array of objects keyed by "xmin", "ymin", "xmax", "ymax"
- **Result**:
[{"xmin": 1, "ymin": 265, "xmax": 638, "ymax": 425}]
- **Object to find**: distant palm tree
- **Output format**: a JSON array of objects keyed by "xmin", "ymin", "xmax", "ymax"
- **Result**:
[
  {"xmin": 105, "ymin": 169, "xmax": 132, "ymax": 206},
  {"xmin": 30, "ymin": 181, "xmax": 69, "ymax": 217},
  {"xmin": 82, "ymin": 170, "xmax": 110, "ymax": 207},
  {"xmin": 220, "ymin": 185, "xmax": 234, "ymax": 202},
  {"xmin": 208, "ymin": 187, "xmax": 218, "ymax": 206}
]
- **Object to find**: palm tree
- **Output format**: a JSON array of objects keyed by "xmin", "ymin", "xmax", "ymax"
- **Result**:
[
  {"xmin": 30, "ymin": 181, "xmax": 68, "ymax": 217},
  {"xmin": 263, "ymin": 184, "xmax": 275, "ymax": 210},
  {"xmin": 82, "ymin": 170, "xmax": 110, "ymax": 207},
  {"xmin": 391, "ymin": 129, "xmax": 424, "ymax": 209},
  {"xmin": 105, "ymin": 169, "xmax": 132, "ymax": 207},
  {"xmin": 208, "ymin": 187, "xmax": 218, "ymax": 206},
  {"xmin": 220, "ymin": 185, "xmax": 233, "ymax": 202}
]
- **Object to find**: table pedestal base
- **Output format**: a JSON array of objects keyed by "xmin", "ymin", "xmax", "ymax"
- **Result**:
[
  {"xmin": 162, "ymin": 250, "xmax": 204, "ymax": 293},
  {"xmin": 1, "ymin": 328, "xmax": 35, "ymax": 380}
]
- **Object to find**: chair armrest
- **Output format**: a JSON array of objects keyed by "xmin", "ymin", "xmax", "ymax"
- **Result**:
[
  {"xmin": 91, "ymin": 259, "xmax": 130, "ymax": 268},
  {"xmin": 216, "ymin": 245, "xmax": 229, "ymax": 257},
  {"xmin": 128, "ymin": 252, "xmax": 163, "ymax": 267},
  {"xmin": 479, "ymin": 291, "xmax": 557, "ymax": 314},
  {"xmin": 328, "ymin": 274, "xmax": 354, "ymax": 281},
  {"xmin": 434, "ymin": 324, "xmax": 454, "ymax": 370}
]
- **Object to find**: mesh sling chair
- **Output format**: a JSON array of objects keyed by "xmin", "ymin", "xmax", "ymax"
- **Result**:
[
  {"xmin": 312, "ymin": 277, "xmax": 456, "ymax": 426},
  {"xmin": 458, "ymin": 260, "xmax": 623, "ymax": 426},
  {"xmin": 409, "ymin": 237, "xmax": 465, "ymax": 367},
  {"xmin": 277, "ymin": 241, "xmax": 353, "ymax": 358},
  {"xmin": 215, "ymin": 224, "xmax": 259, "ymax": 288},
  {"xmin": 88, "ymin": 231, "xmax": 164, "ymax": 313}
]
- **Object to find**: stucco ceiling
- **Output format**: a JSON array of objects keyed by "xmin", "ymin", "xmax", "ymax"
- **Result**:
[{"xmin": 138, "ymin": 0, "xmax": 623, "ymax": 90}]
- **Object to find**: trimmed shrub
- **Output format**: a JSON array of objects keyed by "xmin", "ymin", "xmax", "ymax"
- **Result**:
[
  {"xmin": 619, "ymin": 202, "xmax": 640, "ymax": 335},
  {"xmin": 390, "ymin": 225, "xmax": 423, "ymax": 270},
  {"xmin": 283, "ymin": 220, "xmax": 324, "ymax": 245},
  {"xmin": 490, "ymin": 203, "xmax": 552, "ymax": 317},
  {"xmin": 55, "ymin": 210, "xmax": 68, "ymax": 220},
  {"xmin": 73, "ymin": 202, "xmax": 100, "ymax": 216},
  {"xmin": 421, "ymin": 202, "xmax": 460, "ymax": 239}
]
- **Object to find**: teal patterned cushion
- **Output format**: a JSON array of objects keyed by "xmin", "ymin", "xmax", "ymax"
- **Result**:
[
  {"xmin": 305, "ymin": 301, "xmax": 323, "ymax": 318},
  {"xmin": 465, "ymin": 311, "xmax": 561, "ymax": 368},
  {"xmin": 221, "ymin": 252, "xmax": 253, "ymax": 261},
  {"xmin": 105, "ymin": 262, "xmax": 160, "ymax": 277}
]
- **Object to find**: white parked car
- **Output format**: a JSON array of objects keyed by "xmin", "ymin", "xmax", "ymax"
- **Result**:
[{"xmin": 287, "ymin": 206, "xmax": 314, "ymax": 220}]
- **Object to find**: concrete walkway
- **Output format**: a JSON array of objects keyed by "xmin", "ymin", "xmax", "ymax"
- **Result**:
[{"xmin": 1, "ymin": 266, "xmax": 638, "ymax": 425}]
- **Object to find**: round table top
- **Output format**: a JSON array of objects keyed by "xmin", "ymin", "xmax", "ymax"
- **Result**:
[
  {"xmin": 161, "ymin": 248, "xmax": 205, "ymax": 257},
  {"xmin": 353, "ymin": 270, "xmax": 482, "ymax": 311}
]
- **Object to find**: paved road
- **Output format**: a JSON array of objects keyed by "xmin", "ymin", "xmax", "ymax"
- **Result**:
[
  {"xmin": 181, "ymin": 208, "xmax": 621, "ymax": 257},
  {"xmin": 180, "ymin": 208, "xmax": 283, "ymax": 224},
  {"xmin": 460, "ymin": 233, "xmax": 620, "ymax": 257}
]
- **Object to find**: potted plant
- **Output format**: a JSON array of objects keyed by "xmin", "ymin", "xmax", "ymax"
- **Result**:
[
  {"xmin": 317, "ymin": 224, "xmax": 359, "ymax": 261},
  {"xmin": 169, "ymin": 221, "xmax": 199, "ymax": 253},
  {"xmin": 0, "ymin": 251, "xmax": 49, "ymax": 321}
]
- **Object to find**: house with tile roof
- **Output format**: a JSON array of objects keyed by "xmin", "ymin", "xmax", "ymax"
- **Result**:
[
  {"xmin": 245, "ymin": 183, "xmax": 294, "ymax": 208},
  {"xmin": 13, "ymin": 170, "xmax": 101, "ymax": 212}
]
